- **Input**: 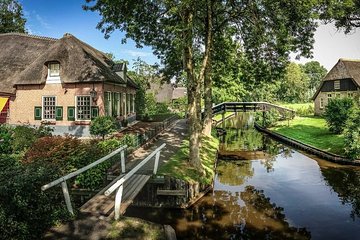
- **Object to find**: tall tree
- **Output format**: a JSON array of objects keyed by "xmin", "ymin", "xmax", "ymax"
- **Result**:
[
  {"xmin": 84, "ymin": 0, "xmax": 318, "ymax": 172},
  {"xmin": 0, "ymin": 0, "xmax": 26, "ymax": 33},
  {"xmin": 301, "ymin": 61, "xmax": 327, "ymax": 98},
  {"xmin": 320, "ymin": 0, "xmax": 360, "ymax": 33}
]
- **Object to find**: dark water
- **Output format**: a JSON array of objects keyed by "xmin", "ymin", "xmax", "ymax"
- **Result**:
[{"xmin": 126, "ymin": 113, "xmax": 360, "ymax": 239}]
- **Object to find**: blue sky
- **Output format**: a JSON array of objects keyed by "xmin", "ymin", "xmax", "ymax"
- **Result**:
[
  {"xmin": 20, "ymin": 0, "xmax": 360, "ymax": 70},
  {"xmin": 21, "ymin": 0, "xmax": 158, "ymax": 69}
]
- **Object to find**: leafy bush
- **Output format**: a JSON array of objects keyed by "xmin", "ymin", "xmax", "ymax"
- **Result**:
[
  {"xmin": 0, "ymin": 155, "xmax": 70, "ymax": 240},
  {"xmin": 0, "ymin": 125, "xmax": 13, "ymax": 154},
  {"xmin": 90, "ymin": 116, "xmax": 118, "ymax": 139},
  {"xmin": 344, "ymin": 109, "xmax": 360, "ymax": 160},
  {"xmin": 324, "ymin": 98, "xmax": 355, "ymax": 134},
  {"xmin": 255, "ymin": 109, "xmax": 279, "ymax": 128}
]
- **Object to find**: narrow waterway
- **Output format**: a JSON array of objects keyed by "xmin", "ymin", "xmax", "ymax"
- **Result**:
[{"xmin": 126, "ymin": 113, "xmax": 360, "ymax": 240}]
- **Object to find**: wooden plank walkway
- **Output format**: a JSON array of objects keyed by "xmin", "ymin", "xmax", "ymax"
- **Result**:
[{"xmin": 80, "ymin": 174, "xmax": 150, "ymax": 216}]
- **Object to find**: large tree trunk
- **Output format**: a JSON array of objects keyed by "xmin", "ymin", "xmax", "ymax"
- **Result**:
[
  {"xmin": 182, "ymin": 6, "xmax": 203, "ymax": 172},
  {"xmin": 202, "ymin": 0, "xmax": 214, "ymax": 136}
]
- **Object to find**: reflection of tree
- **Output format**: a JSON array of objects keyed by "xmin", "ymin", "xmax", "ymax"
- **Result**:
[
  {"xmin": 217, "ymin": 161, "xmax": 254, "ymax": 186},
  {"xmin": 320, "ymin": 166, "xmax": 360, "ymax": 220}
]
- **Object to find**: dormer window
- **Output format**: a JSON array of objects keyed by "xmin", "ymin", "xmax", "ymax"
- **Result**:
[
  {"xmin": 47, "ymin": 62, "xmax": 61, "ymax": 83},
  {"xmin": 49, "ymin": 63, "xmax": 60, "ymax": 77}
]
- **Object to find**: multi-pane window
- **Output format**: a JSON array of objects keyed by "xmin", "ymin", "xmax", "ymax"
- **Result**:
[
  {"xmin": 76, "ymin": 96, "xmax": 91, "ymax": 120},
  {"xmin": 335, "ymin": 93, "xmax": 341, "ymax": 98},
  {"xmin": 334, "ymin": 80, "xmax": 340, "ymax": 90},
  {"xmin": 104, "ymin": 92, "xmax": 112, "ymax": 116},
  {"xmin": 320, "ymin": 98, "xmax": 324, "ymax": 109},
  {"xmin": 43, "ymin": 96, "xmax": 56, "ymax": 120},
  {"xmin": 348, "ymin": 92, "xmax": 354, "ymax": 98},
  {"xmin": 49, "ymin": 63, "xmax": 60, "ymax": 77}
]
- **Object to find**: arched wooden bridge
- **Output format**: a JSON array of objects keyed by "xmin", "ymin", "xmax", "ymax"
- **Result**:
[{"xmin": 211, "ymin": 102, "xmax": 295, "ymax": 116}]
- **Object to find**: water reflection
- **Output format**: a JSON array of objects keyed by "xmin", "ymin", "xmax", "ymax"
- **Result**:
[
  {"xmin": 126, "ymin": 113, "xmax": 360, "ymax": 239},
  {"xmin": 319, "ymin": 161, "xmax": 360, "ymax": 220}
]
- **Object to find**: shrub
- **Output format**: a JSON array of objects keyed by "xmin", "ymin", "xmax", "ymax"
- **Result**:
[
  {"xmin": 324, "ymin": 98, "xmax": 355, "ymax": 134},
  {"xmin": 0, "ymin": 155, "xmax": 70, "ymax": 240},
  {"xmin": 0, "ymin": 125, "xmax": 13, "ymax": 154},
  {"xmin": 344, "ymin": 109, "xmax": 360, "ymax": 160},
  {"xmin": 90, "ymin": 116, "xmax": 117, "ymax": 139},
  {"xmin": 255, "ymin": 109, "xmax": 279, "ymax": 128}
]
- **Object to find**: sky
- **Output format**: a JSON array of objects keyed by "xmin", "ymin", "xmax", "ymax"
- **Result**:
[{"xmin": 20, "ymin": 0, "xmax": 360, "ymax": 71}]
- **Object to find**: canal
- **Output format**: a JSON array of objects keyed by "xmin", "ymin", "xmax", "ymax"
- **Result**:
[{"xmin": 126, "ymin": 113, "xmax": 360, "ymax": 239}]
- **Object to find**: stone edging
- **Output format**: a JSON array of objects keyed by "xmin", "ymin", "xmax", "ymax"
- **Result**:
[{"xmin": 254, "ymin": 123, "xmax": 360, "ymax": 166}]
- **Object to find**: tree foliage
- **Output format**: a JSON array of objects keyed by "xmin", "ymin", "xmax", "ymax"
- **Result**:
[
  {"xmin": 344, "ymin": 108, "xmax": 360, "ymax": 160},
  {"xmin": 320, "ymin": 0, "xmax": 360, "ymax": 33},
  {"xmin": 301, "ymin": 61, "xmax": 328, "ymax": 97},
  {"xmin": 0, "ymin": 0, "xmax": 26, "ymax": 33},
  {"xmin": 84, "ymin": 0, "xmax": 319, "ymax": 169},
  {"xmin": 324, "ymin": 97, "xmax": 355, "ymax": 134},
  {"xmin": 90, "ymin": 116, "xmax": 117, "ymax": 139}
]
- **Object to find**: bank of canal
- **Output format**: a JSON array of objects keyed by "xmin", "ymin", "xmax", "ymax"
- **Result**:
[{"xmin": 125, "ymin": 113, "xmax": 360, "ymax": 240}]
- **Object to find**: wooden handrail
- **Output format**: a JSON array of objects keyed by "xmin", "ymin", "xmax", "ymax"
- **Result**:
[
  {"xmin": 104, "ymin": 143, "xmax": 166, "ymax": 220},
  {"xmin": 41, "ymin": 145, "xmax": 127, "ymax": 191}
]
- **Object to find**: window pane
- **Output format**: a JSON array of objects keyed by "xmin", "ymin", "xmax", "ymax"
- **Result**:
[
  {"xmin": 76, "ymin": 96, "xmax": 91, "ymax": 120},
  {"xmin": 43, "ymin": 96, "xmax": 56, "ymax": 119},
  {"xmin": 49, "ymin": 63, "xmax": 60, "ymax": 77}
]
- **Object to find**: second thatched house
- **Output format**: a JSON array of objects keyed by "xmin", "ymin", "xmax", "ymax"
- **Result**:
[
  {"xmin": 312, "ymin": 58, "xmax": 360, "ymax": 115},
  {"xmin": 0, "ymin": 33, "xmax": 138, "ymax": 136}
]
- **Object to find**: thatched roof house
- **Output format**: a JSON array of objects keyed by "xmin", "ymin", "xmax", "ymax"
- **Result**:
[
  {"xmin": 0, "ymin": 33, "xmax": 138, "ymax": 136},
  {"xmin": 313, "ymin": 58, "xmax": 360, "ymax": 115}
]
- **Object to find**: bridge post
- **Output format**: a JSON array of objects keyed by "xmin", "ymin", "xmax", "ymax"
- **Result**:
[
  {"xmin": 61, "ymin": 181, "xmax": 74, "ymax": 215},
  {"xmin": 153, "ymin": 151, "xmax": 161, "ymax": 174},
  {"xmin": 262, "ymin": 111, "xmax": 266, "ymax": 127},
  {"xmin": 114, "ymin": 184, "xmax": 124, "ymax": 220},
  {"xmin": 120, "ymin": 150, "xmax": 125, "ymax": 173}
]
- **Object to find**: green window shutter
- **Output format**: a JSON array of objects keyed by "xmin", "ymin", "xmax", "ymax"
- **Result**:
[
  {"xmin": 104, "ymin": 92, "xmax": 110, "ymax": 116},
  {"xmin": 55, "ymin": 106, "xmax": 63, "ymax": 120},
  {"xmin": 34, "ymin": 106, "xmax": 42, "ymax": 120},
  {"xmin": 67, "ymin": 106, "xmax": 75, "ymax": 121},
  {"xmin": 91, "ymin": 106, "xmax": 99, "ymax": 119}
]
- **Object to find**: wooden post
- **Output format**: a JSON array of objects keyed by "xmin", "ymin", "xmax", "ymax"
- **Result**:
[
  {"xmin": 61, "ymin": 181, "xmax": 74, "ymax": 215},
  {"xmin": 153, "ymin": 151, "xmax": 161, "ymax": 174},
  {"xmin": 114, "ymin": 184, "xmax": 124, "ymax": 220},
  {"xmin": 262, "ymin": 111, "xmax": 265, "ymax": 127},
  {"xmin": 121, "ymin": 150, "xmax": 125, "ymax": 173}
]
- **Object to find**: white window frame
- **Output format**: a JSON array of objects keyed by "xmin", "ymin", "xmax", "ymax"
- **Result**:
[
  {"xmin": 47, "ymin": 63, "xmax": 61, "ymax": 84},
  {"xmin": 320, "ymin": 98, "xmax": 324, "ymax": 109},
  {"xmin": 335, "ymin": 93, "xmax": 341, "ymax": 98},
  {"xmin": 75, "ymin": 95, "xmax": 91, "ymax": 121},
  {"xmin": 334, "ymin": 80, "xmax": 340, "ymax": 90},
  {"xmin": 348, "ymin": 92, "xmax": 354, "ymax": 98},
  {"xmin": 115, "ymin": 92, "xmax": 121, "ymax": 116},
  {"xmin": 42, "ymin": 96, "xmax": 57, "ymax": 120},
  {"xmin": 105, "ymin": 91, "xmax": 112, "ymax": 117}
]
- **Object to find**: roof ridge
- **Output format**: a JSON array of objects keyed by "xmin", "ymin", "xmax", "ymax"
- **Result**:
[
  {"xmin": 339, "ymin": 58, "xmax": 360, "ymax": 62},
  {"xmin": 0, "ymin": 32, "xmax": 58, "ymax": 41}
]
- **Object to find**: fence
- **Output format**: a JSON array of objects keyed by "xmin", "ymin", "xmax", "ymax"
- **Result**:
[
  {"xmin": 41, "ymin": 145, "xmax": 127, "ymax": 214},
  {"xmin": 105, "ymin": 143, "xmax": 166, "ymax": 220}
]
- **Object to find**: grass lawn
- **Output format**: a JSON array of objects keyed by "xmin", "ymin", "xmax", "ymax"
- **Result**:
[
  {"xmin": 107, "ymin": 217, "xmax": 165, "ymax": 240},
  {"xmin": 158, "ymin": 135, "xmax": 219, "ymax": 184},
  {"xmin": 279, "ymin": 102, "xmax": 313, "ymax": 110},
  {"xmin": 213, "ymin": 112, "xmax": 234, "ymax": 121},
  {"xmin": 271, "ymin": 116, "xmax": 345, "ymax": 155}
]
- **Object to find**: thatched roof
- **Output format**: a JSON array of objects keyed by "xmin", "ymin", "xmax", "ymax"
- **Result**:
[
  {"xmin": 0, "ymin": 33, "xmax": 56, "ymax": 94},
  {"xmin": 0, "ymin": 33, "xmax": 138, "ymax": 94},
  {"xmin": 312, "ymin": 59, "xmax": 360, "ymax": 100},
  {"xmin": 147, "ymin": 82, "xmax": 173, "ymax": 102},
  {"xmin": 172, "ymin": 86, "xmax": 187, "ymax": 100}
]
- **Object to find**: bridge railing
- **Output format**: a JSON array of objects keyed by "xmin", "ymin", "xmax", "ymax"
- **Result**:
[
  {"xmin": 105, "ymin": 143, "xmax": 166, "ymax": 220},
  {"xmin": 41, "ymin": 145, "xmax": 127, "ymax": 215}
]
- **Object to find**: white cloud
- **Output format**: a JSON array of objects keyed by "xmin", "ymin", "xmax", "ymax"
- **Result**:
[
  {"xmin": 125, "ymin": 50, "xmax": 152, "ymax": 57},
  {"xmin": 35, "ymin": 14, "xmax": 51, "ymax": 29}
]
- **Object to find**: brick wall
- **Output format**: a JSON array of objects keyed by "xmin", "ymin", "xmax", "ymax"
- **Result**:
[{"xmin": 314, "ymin": 90, "xmax": 359, "ymax": 115}]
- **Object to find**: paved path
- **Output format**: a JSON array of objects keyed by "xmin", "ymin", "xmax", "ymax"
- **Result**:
[{"xmin": 44, "ymin": 119, "xmax": 188, "ymax": 240}]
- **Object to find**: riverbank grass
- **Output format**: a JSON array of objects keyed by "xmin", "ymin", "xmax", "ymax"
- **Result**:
[
  {"xmin": 107, "ymin": 217, "xmax": 165, "ymax": 240},
  {"xmin": 158, "ymin": 135, "xmax": 219, "ymax": 184},
  {"xmin": 212, "ymin": 112, "xmax": 234, "ymax": 121},
  {"xmin": 271, "ymin": 116, "xmax": 345, "ymax": 155}
]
